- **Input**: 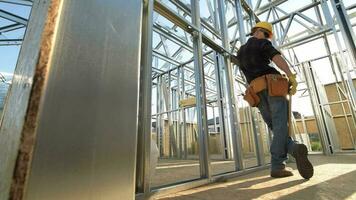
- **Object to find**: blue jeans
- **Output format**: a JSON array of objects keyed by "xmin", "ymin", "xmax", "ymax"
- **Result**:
[{"xmin": 257, "ymin": 89, "xmax": 296, "ymax": 171}]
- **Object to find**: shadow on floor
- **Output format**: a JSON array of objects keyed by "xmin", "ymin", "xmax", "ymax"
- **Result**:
[
  {"xmin": 158, "ymin": 154, "xmax": 356, "ymax": 200},
  {"xmin": 161, "ymin": 177, "xmax": 306, "ymax": 200},
  {"xmin": 161, "ymin": 168, "xmax": 356, "ymax": 200},
  {"xmin": 279, "ymin": 170, "xmax": 356, "ymax": 200}
]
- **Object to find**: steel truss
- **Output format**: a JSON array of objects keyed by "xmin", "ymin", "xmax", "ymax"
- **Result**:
[
  {"xmin": 137, "ymin": 0, "xmax": 356, "ymax": 198},
  {"xmin": 0, "ymin": 0, "xmax": 31, "ymax": 46}
]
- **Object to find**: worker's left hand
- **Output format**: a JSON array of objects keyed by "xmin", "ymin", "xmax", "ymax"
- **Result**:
[{"xmin": 288, "ymin": 74, "xmax": 298, "ymax": 95}]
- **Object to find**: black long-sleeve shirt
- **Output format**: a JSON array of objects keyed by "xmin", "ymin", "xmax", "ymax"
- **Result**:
[{"xmin": 233, "ymin": 37, "xmax": 281, "ymax": 83}]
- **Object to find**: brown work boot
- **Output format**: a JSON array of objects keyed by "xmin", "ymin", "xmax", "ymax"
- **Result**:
[
  {"xmin": 293, "ymin": 144, "xmax": 314, "ymax": 179},
  {"xmin": 270, "ymin": 168, "xmax": 294, "ymax": 178}
]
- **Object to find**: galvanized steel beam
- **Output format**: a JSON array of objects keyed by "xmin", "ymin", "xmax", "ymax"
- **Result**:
[
  {"xmin": 0, "ymin": 0, "xmax": 32, "ymax": 6},
  {"xmin": 136, "ymin": 0, "xmax": 154, "ymax": 195},
  {"xmin": 218, "ymin": 0, "xmax": 244, "ymax": 171},
  {"xmin": 191, "ymin": 0, "xmax": 211, "ymax": 179},
  {"xmin": 154, "ymin": 0, "xmax": 231, "ymax": 55},
  {"xmin": 0, "ymin": 38, "xmax": 22, "ymax": 45},
  {"xmin": 0, "ymin": 9, "xmax": 28, "ymax": 25},
  {"xmin": 0, "ymin": 23, "xmax": 25, "ymax": 33}
]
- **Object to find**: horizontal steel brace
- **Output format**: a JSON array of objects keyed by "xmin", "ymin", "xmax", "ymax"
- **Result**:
[
  {"xmin": 270, "ymin": 1, "xmax": 320, "ymax": 24},
  {"xmin": 0, "ymin": 0, "xmax": 32, "ymax": 6},
  {"xmin": 0, "ymin": 38, "xmax": 22, "ymax": 45},
  {"xmin": 152, "ymin": 66, "xmax": 217, "ymax": 95},
  {"xmin": 154, "ymin": 50, "xmax": 214, "ymax": 78},
  {"xmin": 152, "ymin": 50, "xmax": 217, "ymax": 83},
  {"xmin": 0, "ymin": 23, "xmax": 25, "ymax": 33},
  {"xmin": 346, "ymin": 3, "xmax": 356, "ymax": 11},
  {"xmin": 154, "ymin": 0, "xmax": 198, "ymax": 34},
  {"xmin": 0, "ymin": 9, "xmax": 28, "ymax": 25},
  {"xmin": 153, "ymin": 24, "xmax": 214, "ymax": 72},
  {"xmin": 228, "ymin": 1, "xmax": 321, "ymax": 28},
  {"xmin": 153, "ymin": 24, "xmax": 192, "ymax": 53},
  {"xmin": 255, "ymin": 0, "xmax": 287, "ymax": 15},
  {"xmin": 153, "ymin": 49, "xmax": 180, "ymax": 66},
  {"xmin": 167, "ymin": 0, "xmax": 221, "ymax": 39},
  {"xmin": 279, "ymin": 28, "xmax": 332, "ymax": 49},
  {"xmin": 154, "ymin": 0, "xmax": 232, "ymax": 55}
]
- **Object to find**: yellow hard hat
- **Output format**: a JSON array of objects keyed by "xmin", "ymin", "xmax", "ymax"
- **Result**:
[{"xmin": 252, "ymin": 21, "xmax": 273, "ymax": 38}]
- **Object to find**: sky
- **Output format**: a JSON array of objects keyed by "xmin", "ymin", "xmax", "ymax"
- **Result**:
[{"xmin": 1, "ymin": 0, "xmax": 355, "ymax": 75}]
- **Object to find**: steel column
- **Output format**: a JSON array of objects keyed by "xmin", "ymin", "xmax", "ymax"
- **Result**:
[
  {"xmin": 234, "ymin": 0, "xmax": 247, "ymax": 44},
  {"xmin": 181, "ymin": 68, "xmax": 188, "ymax": 159},
  {"xmin": 251, "ymin": 109, "xmax": 265, "ymax": 166},
  {"xmin": 320, "ymin": 0, "xmax": 356, "ymax": 110},
  {"xmin": 314, "ymin": 0, "xmax": 356, "ymax": 150},
  {"xmin": 136, "ymin": 0, "xmax": 154, "ymax": 195},
  {"xmin": 301, "ymin": 62, "xmax": 334, "ymax": 155},
  {"xmin": 331, "ymin": 0, "xmax": 356, "ymax": 64},
  {"xmin": 217, "ymin": 0, "xmax": 244, "ymax": 170},
  {"xmin": 235, "ymin": 0, "xmax": 265, "ymax": 167},
  {"xmin": 214, "ymin": 53, "xmax": 229, "ymax": 159},
  {"xmin": 190, "ymin": 0, "xmax": 211, "ymax": 179},
  {"xmin": 330, "ymin": 0, "xmax": 356, "ymax": 107}
]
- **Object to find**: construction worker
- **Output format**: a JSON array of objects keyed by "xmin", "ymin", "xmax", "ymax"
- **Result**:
[{"xmin": 231, "ymin": 21, "xmax": 314, "ymax": 179}]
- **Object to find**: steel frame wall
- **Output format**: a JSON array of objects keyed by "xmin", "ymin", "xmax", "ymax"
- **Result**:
[
  {"xmin": 136, "ymin": 0, "xmax": 356, "ymax": 198},
  {"xmin": 0, "ymin": 0, "xmax": 356, "ymax": 199}
]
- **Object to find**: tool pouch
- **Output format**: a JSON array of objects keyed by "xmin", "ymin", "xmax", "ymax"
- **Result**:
[
  {"xmin": 243, "ymin": 87, "xmax": 260, "ymax": 107},
  {"xmin": 266, "ymin": 74, "xmax": 289, "ymax": 97}
]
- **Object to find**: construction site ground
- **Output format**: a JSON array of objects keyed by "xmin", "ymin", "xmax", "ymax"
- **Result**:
[{"xmin": 157, "ymin": 153, "xmax": 356, "ymax": 200}]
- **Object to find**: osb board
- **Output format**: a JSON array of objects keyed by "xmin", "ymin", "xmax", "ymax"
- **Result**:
[
  {"xmin": 163, "ymin": 120, "xmax": 170, "ymax": 156},
  {"xmin": 325, "ymin": 83, "xmax": 344, "ymax": 102},
  {"xmin": 9, "ymin": 1, "xmax": 63, "ymax": 199},
  {"xmin": 294, "ymin": 121, "xmax": 306, "ymax": 134},
  {"xmin": 0, "ymin": 1, "xmax": 61, "ymax": 199},
  {"xmin": 305, "ymin": 119, "xmax": 319, "ymax": 133},
  {"xmin": 329, "ymin": 103, "xmax": 351, "ymax": 116},
  {"xmin": 294, "ymin": 119, "xmax": 318, "ymax": 134},
  {"xmin": 334, "ymin": 116, "xmax": 356, "ymax": 149},
  {"xmin": 208, "ymin": 134, "xmax": 223, "ymax": 154},
  {"xmin": 257, "ymin": 120, "xmax": 270, "ymax": 152},
  {"xmin": 324, "ymin": 80, "xmax": 355, "ymax": 115},
  {"xmin": 239, "ymin": 124, "xmax": 255, "ymax": 153}
]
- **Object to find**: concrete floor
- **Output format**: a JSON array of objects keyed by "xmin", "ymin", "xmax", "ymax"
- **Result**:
[{"xmin": 158, "ymin": 154, "xmax": 356, "ymax": 200}]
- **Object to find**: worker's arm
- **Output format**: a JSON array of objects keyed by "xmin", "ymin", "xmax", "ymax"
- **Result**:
[
  {"xmin": 272, "ymin": 54, "xmax": 298, "ymax": 95},
  {"xmin": 261, "ymin": 39, "xmax": 292, "ymax": 76},
  {"xmin": 230, "ymin": 49, "xmax": 241, "ymax": 66},
  {"xmin": 230, "ymin": 55, "xmax": 240, "ymax": 65},
  {"xmin": 271, "ymin": 54, "xmax": 292, "ymax": 76}
]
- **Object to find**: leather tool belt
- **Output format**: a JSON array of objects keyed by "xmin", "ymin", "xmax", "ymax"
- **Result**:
[{"xmin": 243, "ymin": 74, "xmax": 289, "ymax": 107}]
